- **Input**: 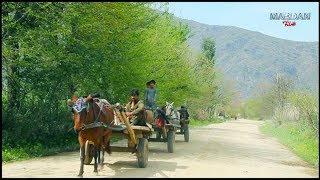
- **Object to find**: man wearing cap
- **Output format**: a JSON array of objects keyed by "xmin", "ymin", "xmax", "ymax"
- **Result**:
[{"xmin": 144, "ymin": 80, "xmax": 157, "ymax": 110}]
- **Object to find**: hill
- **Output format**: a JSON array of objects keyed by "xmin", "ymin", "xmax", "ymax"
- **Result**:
[{"xmin": 180, "ymin": 18, "xmax": 319, "ymax": 99}]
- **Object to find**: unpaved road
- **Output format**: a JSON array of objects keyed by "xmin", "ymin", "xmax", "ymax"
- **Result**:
[{"xmin": 2, "ymin": 119, "xmax": 319, "ymax": 178}]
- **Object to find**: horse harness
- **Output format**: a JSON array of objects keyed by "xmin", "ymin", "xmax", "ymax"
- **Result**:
[{"xmin": 76, "ymin": 98, "xmax": 114, "ymax": 132}]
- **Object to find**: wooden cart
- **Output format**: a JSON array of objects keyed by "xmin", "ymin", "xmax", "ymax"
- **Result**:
[
  {"xmin": 148, "ymin": 113, "xmax": 180, "ymax": 153},
  {"xmin": 83, "ymin": 104, "xmax": 153, "ymax": 168},
  {"xmin": 148, "ymin": 110, "xmax": 190, "ymax": 152}
]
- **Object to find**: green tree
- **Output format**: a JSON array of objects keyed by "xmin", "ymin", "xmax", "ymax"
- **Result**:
[
  {"xmin": 289, "ymin": 91, "xmax": 319, "ymax": 135},
  {"xmin": 201, "ymin": 37, "xmax": 216, "ymax": 65},
  {"xmin": 2, "ymin": 2, "xmax": 199, "ymax": 152}
]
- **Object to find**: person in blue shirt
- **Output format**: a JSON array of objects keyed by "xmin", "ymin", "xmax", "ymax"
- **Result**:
[{"xmin": 144, "ymin": 80, "xmax": 157, "ymax": 110}]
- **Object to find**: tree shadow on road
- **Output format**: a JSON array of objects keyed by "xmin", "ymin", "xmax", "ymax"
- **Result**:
[{"xmin": 101, "ymin": 160, "xmax": 188, "ymax": 178}]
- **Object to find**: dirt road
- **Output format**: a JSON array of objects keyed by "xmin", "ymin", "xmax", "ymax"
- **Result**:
[{"xmin": 2, "ymin": 119, "xmax": 319, "ymax": 178}]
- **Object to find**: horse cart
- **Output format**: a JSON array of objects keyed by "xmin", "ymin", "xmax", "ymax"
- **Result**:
[
  {"xmin": 149, "ymin": 119, "xmax": 179, "ymax": 153},
  {"xmin": 147, "ymin": 103, "xmax": 189, "ymax": 153},
  {"xmin": 145, "ymin": 106, "xmax": 182, "ymax": 153},
  {"xmin": 83, "ymin": 103, "xmax": 153, "ymax": 168}
]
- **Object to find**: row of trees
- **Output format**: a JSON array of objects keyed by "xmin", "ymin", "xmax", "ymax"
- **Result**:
[
  {"xmin": 240, "ymin": 73, "xmax": 319, "ymax": 136},
  {"xmin": 187, "ymin": 37, "xmax": 236, "ymax": 119},
  {"xmin": 2, "ymin": 2, "xmax": 234, "ymax": 149}
]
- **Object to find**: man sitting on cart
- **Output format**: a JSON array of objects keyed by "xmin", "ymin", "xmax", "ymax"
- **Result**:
[{"xmin": 125, "ymin": 88, "xmax": 147, "ymax": 126}]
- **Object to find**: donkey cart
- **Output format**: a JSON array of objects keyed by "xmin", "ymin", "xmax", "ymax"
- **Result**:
[{"xmin": 83, "ymin": 103, "xmax": 153, "ymax": 168}]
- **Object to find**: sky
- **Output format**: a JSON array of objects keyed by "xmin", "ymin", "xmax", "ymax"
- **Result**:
[{"xmin": 167, "ymin": 2, "xmax": 319, "ymax": 42}]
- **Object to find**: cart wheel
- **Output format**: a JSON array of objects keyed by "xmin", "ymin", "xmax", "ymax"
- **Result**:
[
  {"xmin": 84, "ymin": 140, "xmax": 94, "ymax": 165},
  {"xmin": 167, "ymin": 129, "xmax": 175, "ymax": 153},
  {"xmin": 137, "ymin": 138, "xmax": 148, "ymax": 168},
  {"xmin": 184, "ymin": 124, "xmax": 189, "ymax": 142}
]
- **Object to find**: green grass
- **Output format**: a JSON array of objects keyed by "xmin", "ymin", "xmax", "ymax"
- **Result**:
[
  {"xmin": 260, "ymin": 121, "xmax": 319, "ymax": 168},
  {"xmin": 2, "ymin": 140, "xmax": 79, "ymax": 164},
  {"xmin": 189, "ymin": 117, "xmax": 227, "ymax": 127},
  {"xmin": 2, "ymin": 136, "xmax": 122, "ymax": 164}
]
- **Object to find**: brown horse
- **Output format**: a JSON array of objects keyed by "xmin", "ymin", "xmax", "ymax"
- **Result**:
[{"xmin": 67, "ymin": 94, "xmax": 114, "ymax": 177}]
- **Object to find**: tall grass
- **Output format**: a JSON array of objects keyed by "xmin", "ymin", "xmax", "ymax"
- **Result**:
[
  {"xmin": 260, "ymin": 121, "xmax": 319, "ymax": 168},
  {"xmin": 2, "ymin": 135, "xmax": 122, "ymax": 164},
  {"xmin": 2, "ymin": 141, "xmax": 79, "ymax": 163}
]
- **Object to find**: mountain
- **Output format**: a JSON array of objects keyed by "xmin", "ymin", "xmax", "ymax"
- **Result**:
[{"xmin": 179, "ymin": 18, "xmax": 319, "ymax": 99}]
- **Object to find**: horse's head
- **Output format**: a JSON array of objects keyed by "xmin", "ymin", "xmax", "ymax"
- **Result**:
[
  {"xmin": 67, "ymin": 95, "xmax": 94, "ymax": 132},
  {"xmin": 165, "ymin": 101, "xmax": 174, "ymax": 116}
]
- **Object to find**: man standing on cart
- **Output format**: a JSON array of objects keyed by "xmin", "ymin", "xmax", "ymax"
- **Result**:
[{"xmin": 144, "ymin": 80, "xmax": 157, "ymax": 110}]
